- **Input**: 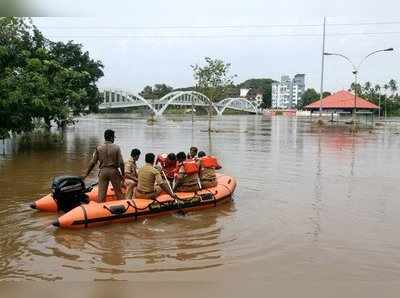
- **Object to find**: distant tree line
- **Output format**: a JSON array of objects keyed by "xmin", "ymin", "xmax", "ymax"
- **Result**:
[
  {"xmin": 350, "ymin": 79, "xmax": 400, "ymax": 116},
  {"xmin": 0, "ymin": 17, "xmax": 104, "ymax": 139},
  {"xmin": 139, "ymin": 84, "xmax": 173, "ymax": 99}
]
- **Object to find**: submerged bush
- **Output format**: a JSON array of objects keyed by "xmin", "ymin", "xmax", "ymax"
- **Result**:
[{"xmin": 18, "ymin": 130, "xmax": 64, "ymax": 149}]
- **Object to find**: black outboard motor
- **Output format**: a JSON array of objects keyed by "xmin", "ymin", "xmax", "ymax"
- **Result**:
[{"xmin": 52, "ymin": 176, "xmax": 91, "ymax": 213}]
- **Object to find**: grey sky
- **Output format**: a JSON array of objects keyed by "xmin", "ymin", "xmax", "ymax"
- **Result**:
[{"xmin": 30, "ymin": 0, "xmax": 400, "ymax": 95}]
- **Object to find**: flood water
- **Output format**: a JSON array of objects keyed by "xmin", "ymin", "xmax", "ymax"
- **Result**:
[{"xmin": 1, "ymin": 114, "xmax": 400, "ymax": 294}]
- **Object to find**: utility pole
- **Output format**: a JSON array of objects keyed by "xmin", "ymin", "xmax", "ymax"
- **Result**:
[
  {"xmin": 319, "ymin": 16, "xmax": 326, "ymax": 117},
  {"xmin": 378, "ymin": 94, "xmax": 381, "ymax": 118},
  {"xmin": 352, "ymin": 70, "xmax": 358, "ymax": 124},
  {"xmin": 191, "ymin": 95, "xmax": 194, "ymax": 125},
  {"xmin": 151, "ymin": 97, "xmax": 155, "ymax": 122}
]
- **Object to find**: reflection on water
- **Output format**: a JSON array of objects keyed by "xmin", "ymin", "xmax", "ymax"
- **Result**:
[
  {"xmin": 51, "ymin": 203, "xmax": 235, "ymax": 277},
  {"xmin": 1, "ymin": 114, "xmax": 400, "ymax": 290}
]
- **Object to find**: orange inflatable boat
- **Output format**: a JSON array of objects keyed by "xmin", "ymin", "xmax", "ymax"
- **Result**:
[{"xmin": 52, "ymin": 174, "xmax": 236, "ymax": 229}]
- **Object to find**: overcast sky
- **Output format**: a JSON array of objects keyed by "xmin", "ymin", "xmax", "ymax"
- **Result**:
[{"xmin": 27, "ymin": 0, "xmax": 400, "ymax": 94}]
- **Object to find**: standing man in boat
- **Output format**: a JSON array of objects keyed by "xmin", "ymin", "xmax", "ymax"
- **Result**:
[
  {"xmin": 124, "ymin": 148, "xmax": 141, "ymax": 200},
  {"xmin": 135, "ymin": 153, "xmax": 178, "ymax": 200},
  {"xmin": 83, "ymin": 129, "xmax": 125, "ymax": 202}
]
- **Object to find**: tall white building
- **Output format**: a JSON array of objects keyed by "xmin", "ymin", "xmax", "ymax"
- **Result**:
[{"xmin": 272, "ymin": 74, "xmax": 305, "ymax": 108}]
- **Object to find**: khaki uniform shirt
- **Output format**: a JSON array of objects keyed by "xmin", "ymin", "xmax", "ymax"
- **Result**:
[
  {"xmin": 137, "ymin": 163, "xmax": 163, "ymax": 193},
  {"xmin": 177, "ymin": 164, "xmax": 200, "ymax": 186},
  {"xmin": 125, "ymin": 157, "xmax": 138, "ymax": 181},
  {"xmin": 200, "ymin": 167, "xmax": 216, "ymax": 182},
  {"xmin": 90, "ymin": 141, "xmax": 124, "ymax": 170}
]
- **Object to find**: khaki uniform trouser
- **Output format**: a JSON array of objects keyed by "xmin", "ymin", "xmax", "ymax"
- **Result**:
[
  {"xmin": 176, "ymin": 184, "xmax": 201, "ymax": 192},
  {"xmin": 125, "ymin": 178, "xmax": 137, "ymax": 200},
  {"xmin": 134, "ymin": 185, "xmax": 162, "ymax": 200},
  {"xmin": 98, "ymin": 167, "xmax": 124, "ymax": 202},
  {"xmin": 201, "ymin": 179, "xmax": 218, "ymax": 189}
]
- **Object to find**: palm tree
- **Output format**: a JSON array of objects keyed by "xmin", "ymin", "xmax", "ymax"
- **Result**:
[
  {"xmin": 374, "ymin": 84, "xmax": 381, "ymax": 94},
  {"xmin": 364, "ymin": 81, "xmax": 371, "ymax": 92},
  {"xmin": 389, "ymin": 79, "xmax": 397, "ymax": 97},
  {"xmin": 350, "ymin": 82, "xmax": 362, "ymax": 94},
  {"xmin": 375, "ymin": 84, "xmax": 381, "ymax": 117}
]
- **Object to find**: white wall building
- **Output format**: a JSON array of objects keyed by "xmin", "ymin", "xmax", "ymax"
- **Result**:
[
  {"xmin": 272, "ymin": 74, "xmax": 305, "ymax": 109},
  {"xmin": 240, "ymin": 88, "xmax": 250, "ymax": 97}
]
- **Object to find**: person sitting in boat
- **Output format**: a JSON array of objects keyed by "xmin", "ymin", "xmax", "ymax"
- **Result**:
[
  {"xmin": 187, "ymin": 146, "xmax": 198, "ymax": 160},
  {"xmin": 197, "ymin": 151, "xmax": 222, "ymax": 189},
  {"xmin": 135, "ymin": 153, "xmax": 178, "ymax": 200},
  {"xmin": 174, "ymin": 152, "xmax": 201, "ymax": 192},
  {"xmin": 124, "ymin": 148, "xmax": 141, "ymax": 200},
  {"xmin": 156, "ymin": 152, "xmax": 178, "ymax": 185},
  {"xmin": 156, "ymin": 152, "xmax": 168, "ymax": 167}
]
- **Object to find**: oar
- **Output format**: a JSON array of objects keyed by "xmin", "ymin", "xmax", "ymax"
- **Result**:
[{"xmin": 160, "ymin": 170, "xmax": 185, "ymax": 215}]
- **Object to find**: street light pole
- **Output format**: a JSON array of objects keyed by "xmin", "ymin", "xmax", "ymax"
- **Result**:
[
  {"xmin": 324, "ymin": 48, "xmax": 394, "ymax": 124},
  {"xmin": 353, "ymin": 70, "xmax": 358, "ymax": 123},
  {"xmin": 319, "ymin": 17, "xmax": 326, "ymax": 117},
  {"xmin": 378, "ymin": 93, "xmax": 381, "ymax": 118}
]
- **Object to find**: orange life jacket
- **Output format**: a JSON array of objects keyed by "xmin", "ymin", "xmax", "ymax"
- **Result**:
[
  {"xmin": 182, "ymin": 160, "xmax": 199, "ymax": 175},
  {"xmin": 200, "ymin": 156, "xmax": 219, "ymax": 169},
  {"xmin": 164, "ymin": 160, "xmax": 178, "ymax": 178}
]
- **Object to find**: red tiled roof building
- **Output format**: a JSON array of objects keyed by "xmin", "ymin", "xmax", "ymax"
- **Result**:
[{"xmin": 305, "ymin": 90, "xmax": 379, "ymax": 112}]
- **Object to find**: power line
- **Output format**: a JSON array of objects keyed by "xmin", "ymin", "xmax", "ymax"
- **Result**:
[
  {"xmin": 47, "ymin": 31, "xmax": 400, "ymax": 39},
  {"xmin": 42, "ymin": 24, "xmax": 322, "ymax": 29},
  {"xmin": 330, "ymin": 21, "xmax": 400, "ymax": 26},
  {"xmin": 39, "ymin": 21, "xmax": 400, "ymax": 30}
]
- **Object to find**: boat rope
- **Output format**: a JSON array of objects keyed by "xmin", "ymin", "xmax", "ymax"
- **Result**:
[{"xmin": 80, "ymin": 205, "xmax": 88, "ymax": 228}]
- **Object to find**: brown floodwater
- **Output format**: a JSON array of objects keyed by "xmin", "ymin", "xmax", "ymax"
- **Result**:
[{"xmin": 1, "ymin": 114, "xmax": 400, "ymax": 293}]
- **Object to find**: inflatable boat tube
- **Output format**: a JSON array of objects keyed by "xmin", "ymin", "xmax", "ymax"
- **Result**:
[
  {"xmin": 30, "ymin": 185, "xmax": 116, "ymax": 212},
  {"xmin": 52, "ymin": 174, "xmax": 236, "ymax": 229}
]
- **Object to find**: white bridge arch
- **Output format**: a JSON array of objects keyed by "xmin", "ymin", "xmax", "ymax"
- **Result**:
[
  {"xmin": 215, "ymin": 97, "xmax": 259, "ymax": 115},
  {"xmin": 99, "ymin": 90, "xmax": 157, "ymax": 114},
  {"xmin": 156, "ymin": 91, "xmax": 219, "ymax": 116},
  {"xmin": 99, "ymin": 89, "xmax": 260, "ymax": 115}
]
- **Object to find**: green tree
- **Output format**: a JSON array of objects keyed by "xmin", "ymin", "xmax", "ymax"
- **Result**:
[
  {"xmin": 298, "ymin": 88, "xmax": 319, "ymax": 109},
  {"xmin": 350, "ymin": 82, "xmax": 363, "ymax": 96},
  {"xmin": 322, "ymin": 91, "xmax": 331, "ymax": 98},
  {"xmin": 383, "ymin": 83, "xmax": 389, "ymax": 93},
  {"xmin": 152, "ymin": 84, "xmax": 173, "ymax": 98},
  {"xmin": 139, "ymin": 84, "xmax": 173, "ymax": 99},
  {"xmin": 374, "ymin": 84, "xmax": 381, "ymax": 94},
  {"xmin": 191, "ymin": 57, "xmax": 236, "ymax": 131},
  {"xmin": 364, "ymin": 81, "xmax": 371, "ymax": 92},
  {"xmin": 388, "ymin": 79, "xmax": 397, "ymax": 97},
  {"xmin": 49, "ymin": 41, "xmax": 104, "ymax": 116},
  {"xmin": 0, "ymin": 17, "xmax": 103, "ymax": 137},
  {"xmin": 139, "ymin": 85, "xmax": 154, "ymax": 99}
]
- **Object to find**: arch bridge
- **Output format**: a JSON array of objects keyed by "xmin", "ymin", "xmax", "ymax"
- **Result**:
[{"xmin": 99, "ymin": 90, "xmax": 260, "ymax": 115}]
